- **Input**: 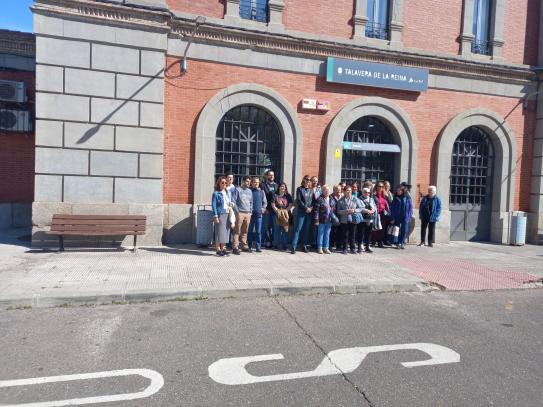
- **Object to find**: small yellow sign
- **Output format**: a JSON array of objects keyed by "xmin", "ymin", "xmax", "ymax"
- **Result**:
[{"xmin": 335, "ymin": 149, "xmax": 341, "ymax": 159}]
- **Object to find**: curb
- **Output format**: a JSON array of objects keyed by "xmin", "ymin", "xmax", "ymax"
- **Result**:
[{"xmin": 0, "ymin": 281, "xmax": 433, "ymax": 309}]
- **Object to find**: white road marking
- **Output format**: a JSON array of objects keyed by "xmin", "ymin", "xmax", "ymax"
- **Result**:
[
  {"xmin": 0, "ymin": 368, "xmax": 164, "ymax": 407},
  {"xmin": 208, "ymin": 343, "xmax": 460, "ymax": 385}
]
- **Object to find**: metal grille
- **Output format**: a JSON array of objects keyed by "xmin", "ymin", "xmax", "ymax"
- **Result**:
[
  {"xmin": 365, "ymin": 22, "xmax": 389, "ymax": 40},
  {"xmin": 450, "ymin": 126, "xmax": 494, "ymax": 206},
  {"xmin": 215, "ymin": 105, "xmax": 282, "ymax": 186},
  {"xmin": 239, "ymin": 0, "xmax": 268, "ymax": 22},
  {"xmin": 471, "ymin": 39, "xmax": 492, "ymax": 55},
  {"xmin": 341, "ymin": 117, "xmax": 395, "ymax": 185}
]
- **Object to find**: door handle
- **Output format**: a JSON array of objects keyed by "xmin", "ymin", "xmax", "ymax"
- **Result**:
[{"xmin": 208, "ymin": 343, "xmax": 460, "ymax": 385}]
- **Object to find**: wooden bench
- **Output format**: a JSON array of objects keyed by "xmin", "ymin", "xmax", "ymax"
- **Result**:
[{"xmin": 46, "ymin": 215, "xmax": 147, "ymax": 251}]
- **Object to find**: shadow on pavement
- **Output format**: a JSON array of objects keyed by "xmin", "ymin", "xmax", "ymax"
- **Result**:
[{"xmin": 142, "ymin": 246, "xmax": 216, "ymax": 256}]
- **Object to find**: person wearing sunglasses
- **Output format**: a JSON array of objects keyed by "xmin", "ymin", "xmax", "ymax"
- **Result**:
[{"xmin": 211, "ymin": 176, "xmax": 232, "ymax": 256}]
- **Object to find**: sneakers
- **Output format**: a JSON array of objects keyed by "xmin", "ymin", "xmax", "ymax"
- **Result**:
[
  {"xmin": 378, "ymin": 242, "xmax": 384, "ymax": 248},
  {"xmin": 357, "ymin": 246, "xmax": 362, "ymax": 253},
  {"xmin": 418, "ymin": 242, "xmax": 425, "ymax": 246},
  {"xmin": 350, "ymin": 249, "xmax": 357, "ymax": 254},
  {"xmin": 324, "ymin": 248, "xmax": 331, "ymax": 254},
  {"xmin": 428, "ymin": 243, "xmax": 433, "ymax": 248},
  {"xmin": 365, "ymin": 247, "xmax": 373, "ymax": 253},
  {"xmin": 400, "ymin": 244, "xmax": 405, "ymax": 249},
  {"xmin": 317, "ymin": 249, "xmax": 323, "ymax": 254},
  {"xmin": 232, "ymin": 249, "xmax": 241, "ymax": 255},
  {"xmin": 303, "ymin": 245, "xmax": 309, "ymax": 253},
  {"xmin": 256, "ymin": 247, "xmax": 262, "ymax": 253},
  {"xmin": 216, "ymin": 250, "xmax": 224, "ymax": 257}
]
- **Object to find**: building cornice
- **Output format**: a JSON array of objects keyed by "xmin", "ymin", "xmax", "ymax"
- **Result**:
[
  {"xmin": 32, "ymin": 0, "xmax": 170, "ymax": 32},
  {"xmin": 169, "ymin": 19, "xmax": 534, "ymax": 85},
  {"xmin": 33, "ymin": 0, "xmax": 535, "ymax": 85},
  {"xmin": 0, "ymin": 30, "xmax": 35, "ymax": 57}
]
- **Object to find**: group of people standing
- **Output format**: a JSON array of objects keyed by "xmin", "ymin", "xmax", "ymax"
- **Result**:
[{"xmin": 211, "ymin": 171, "xmax": 442, "ymax": 257}]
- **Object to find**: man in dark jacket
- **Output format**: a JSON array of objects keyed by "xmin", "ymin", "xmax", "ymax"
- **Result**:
[{"xmin": 261, "ymin": 170, "xmax": 279, "ymax": 248}]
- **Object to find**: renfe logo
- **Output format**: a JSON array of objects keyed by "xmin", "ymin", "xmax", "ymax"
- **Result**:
[
  {"xmin": 337, "ymin": 67, "xmax": 343, "ymax": 75},
  {"xmin": 209, "ymin": 343, "xmax": 460, "ymax": 385}
]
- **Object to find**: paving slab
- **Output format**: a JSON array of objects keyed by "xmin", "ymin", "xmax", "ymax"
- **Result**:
[{"xmin": 0, "ymin": 228, "xmax": 541, "ymax": 308}]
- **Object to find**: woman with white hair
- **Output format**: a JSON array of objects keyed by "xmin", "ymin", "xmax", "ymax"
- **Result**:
[{"xmin": 418, "ymin": 185, "xmax": 442, "ymax": 247}]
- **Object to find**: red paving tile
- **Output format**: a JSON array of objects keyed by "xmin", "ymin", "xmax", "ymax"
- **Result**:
[{"xmin": 393, "ymin": 257, "xmax": 539, "ymax": 290}]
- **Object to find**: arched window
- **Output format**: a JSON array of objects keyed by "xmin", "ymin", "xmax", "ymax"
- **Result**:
[
  {"xmin": 341, "ymin": 116, "xmax": 397, "ymax": 185},
  {"xmin": 239, "ymin": 0, "xmax": 268, "ymax": 23},
  {"xmin": 215, "ymin": 105, "xmax": 282, "ymax": 185}
]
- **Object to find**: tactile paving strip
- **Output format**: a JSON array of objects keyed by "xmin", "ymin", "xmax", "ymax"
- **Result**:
[{"xmin": 393, "ymin": 257, "xmax": 539, "ymax": 290}]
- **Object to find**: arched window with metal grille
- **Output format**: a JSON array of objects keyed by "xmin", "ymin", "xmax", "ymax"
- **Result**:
[
  {"xmin": 341, "ymin": 116, "xmax": 397, "ymax": 185},
  {"xmin": 239, "ymin": 0, "xmax": 268, "ymax": 23},
  {"xmin": 215, "ymin": 105, "xmax": 282, "ymax": 186}
]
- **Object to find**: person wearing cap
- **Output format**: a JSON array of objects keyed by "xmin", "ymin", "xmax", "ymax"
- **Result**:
[{"xmin": 419, "ymin": 185, "xmax": 442, "ymax": 247}]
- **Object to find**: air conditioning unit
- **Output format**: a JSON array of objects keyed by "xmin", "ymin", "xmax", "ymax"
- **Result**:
[
  {"xmin": 0, "ymin": 110, "xmax": 32, "ymax": 132},
  {"xmin": 0, "ymin": 80, "xmax": 26, "ymax": 103}
]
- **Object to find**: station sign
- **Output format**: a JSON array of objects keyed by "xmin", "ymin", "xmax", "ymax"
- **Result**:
[{"xmin": 326, "ymin": 57, "xmax": 429, "ymax": 92}]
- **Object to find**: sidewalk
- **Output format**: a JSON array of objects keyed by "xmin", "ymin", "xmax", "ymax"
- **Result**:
[{"xmin": 0, "ymin": 228, "xmax": 541, "ymax": 308}]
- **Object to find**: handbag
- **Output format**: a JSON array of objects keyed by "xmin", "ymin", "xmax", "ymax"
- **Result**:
[
  {"xmin": 387, "ymin": 224, "xmax": 400, "ymax": 244},
  {"xmin": 228, "ymin": 208, "xmax": 236, "ymax": 228},
  {"xmin": 352, "ymin": 212, "xmax": 363, "ymax": 224}
]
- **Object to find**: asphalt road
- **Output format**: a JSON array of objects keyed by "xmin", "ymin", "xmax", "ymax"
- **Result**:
[{"xmin": 0, "ymin": 290, "xmax": 542, "ymax": 406}]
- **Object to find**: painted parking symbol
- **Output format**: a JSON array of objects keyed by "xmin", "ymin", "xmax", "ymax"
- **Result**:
[
  {"xmin": 0, "ymin": 368, "xmax": 164, "ymax": 407},
  {"xmin": 208, "ymin": 343, "xmax": 460, "ymax": 385}
]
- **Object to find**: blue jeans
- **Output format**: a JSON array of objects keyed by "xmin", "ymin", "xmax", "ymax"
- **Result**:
[
  {"xmin": 275, "ymin": 224, "xmax": 289, "ymax": 248},
  {"xmin": 291, "ymin": 211, "xmax": 312, "ymax": 249},
  {"xmin": 399, "ymin": 220, "xmax": 410, "ymax": 245},
  {"xmin": 248, "ymin": 216, "xmax": 263, "ymax": 249},
  {"xmin": 317, "ymin": 222, "xmax": 332, "ymax": 250},
  {"xmin": 261, "ymin": 212, "xmax": 276, "ymax": 247}
]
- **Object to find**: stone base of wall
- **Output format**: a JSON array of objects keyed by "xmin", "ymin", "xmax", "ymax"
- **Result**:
[
  {"xmin": 32, "ymin": 202, "xmax": 164, "ymax": 248},
  {"xmin": 0, "ymin": 203, "xmax": 32, "ymax": 229},
  {"xmin": 163, "ymin": 204, "xmax": 194, "ymax": 244},
  {"xmin": 527, "ymin": 212, "xmax": 543, "ymax": 245}
]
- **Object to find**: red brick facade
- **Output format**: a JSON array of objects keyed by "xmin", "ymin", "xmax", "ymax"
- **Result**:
[
  {"xmin": 163, "ymin": 58, "xmax": 535, "ymax": 212},
  {"xmin": 0, "ymin": 70, "xmax": 35, "ymax": 203}
]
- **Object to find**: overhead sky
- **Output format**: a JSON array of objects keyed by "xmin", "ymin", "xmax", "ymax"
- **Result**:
[{"xmin": 1, "ymin": 0, "xmax": 34, "ymax": 33}]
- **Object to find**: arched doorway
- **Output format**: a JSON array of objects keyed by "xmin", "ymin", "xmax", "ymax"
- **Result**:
[
  {"xmin": 435, "ymin": 108, "xmax": 516, "ymax": 244},
  {"xmin": 449, "ymin": 126, "xmax": 495, "ymax": 241},
  {"xmin": 341, "ymin": 116, "xmax": 398, "ymax": 185},
  {"xmin": 215, "ymin": 105, "xmax": 282, "ymax": 185}
]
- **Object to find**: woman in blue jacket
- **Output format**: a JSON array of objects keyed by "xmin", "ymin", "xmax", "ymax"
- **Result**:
[
  {"xmin": 390, "ymin": 185, "xmax": 413, "ymax": 249},
  {"xmin": 418, "ymin": 185, "xmax": 442, "ymax": 247},
  {"xmin": 211, "ymin": 176, "xmax": 232, "ymax": 256}
]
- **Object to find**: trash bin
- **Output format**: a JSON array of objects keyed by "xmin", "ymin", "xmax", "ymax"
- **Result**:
[
  {"xmin": 510, "ymin": 211, "xmax": 527, "ymax": 246},
  {"xmin": 196, "ymin": 204, "xmax": 214, "ymax": 247}
]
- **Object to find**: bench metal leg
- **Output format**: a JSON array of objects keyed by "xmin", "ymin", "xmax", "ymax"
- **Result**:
[
  {"xmin": 59, "ymin": 236, "xmax": 65, "ymax": 252},
  {"xmin": 133, "ymin": 235, "xmax": 137, "ymax": 253}
]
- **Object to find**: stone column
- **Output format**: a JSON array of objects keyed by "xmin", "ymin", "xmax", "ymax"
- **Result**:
[
  {"xmin": 528, "ymin": 6, "xmax": 543, "ymax": 244},
  {"xmin": 353, "ymin": 0, "xmax": 368, "ymax": 39},
  {"xmin": 490, "ymin": 0, "xmax": 505, "ymax": 62},
  {"xmin": 224, "ymin": 0, "xmax": 241, "ymax": 25},
  {"xmin": 268, "ymin": 0, "xmax": 285, "ymax": 32},
  {"xmin": 389, "ymin": 0, "xmax": 404, "ymax": 49},
  {"xmin": 460, "ymin": 0, "xmax": 475, "ymax": 57}
]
